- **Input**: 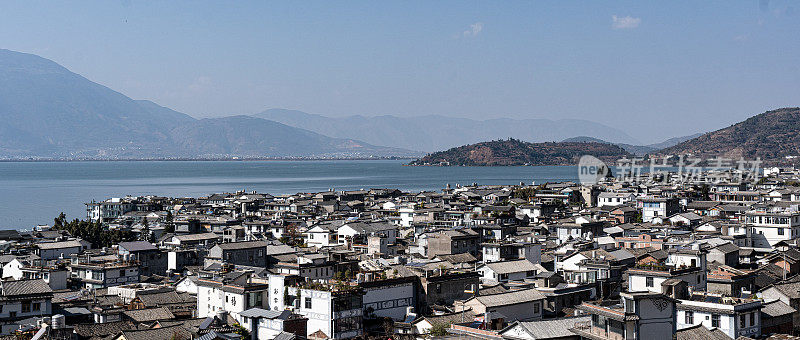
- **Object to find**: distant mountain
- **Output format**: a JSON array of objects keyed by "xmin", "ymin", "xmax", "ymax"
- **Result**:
[
  {"xmin": 170, "ymin": 115, "xmax": 410, "ymax": 158},
  {"xmin": 409, "ymin": 138, "xmax": 631, "ymax": 166},
  {"xmin": 658, "ymin": 108, "xmax": 800, "ymax": 162},
  {"xmin": 646, "ymin": 133, "xmax": 704, "ymax": 150},
  {"xmin": 561, "ymin": 133, "xmax": 705, "ymax": 156},
  {"xmin": 560, "ymin": 136, "xmax": 608, "ymax": 144},
  {"xmin": 254, "ymin": 109, "xmax": 641, "ymax": 152},
  {"xmin": 0, "ymin": 49, "xmax": 417, "ymax": 159}
]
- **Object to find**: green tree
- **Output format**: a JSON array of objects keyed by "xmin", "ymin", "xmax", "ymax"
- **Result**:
[
  {"xmin": 429, "ymin": 323, "xmax": 450, "ymax": 336},
  {"xmin": 232, "ymin": 323, "xmax": 250, "ymax": 338},
  {"xmin": 54, "ymin": 212, "xmax": 67, "ymax": 229},
  {"xmin": 164, "ymin": 211, "xmax": 175, "ymax": 233},
  {"xmin": 51, "ymin": 215, "xmax": 136, "ymax": 248}
]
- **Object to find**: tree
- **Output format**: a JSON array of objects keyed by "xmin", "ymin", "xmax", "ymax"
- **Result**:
[
  {"xmin": 232, "ymin": 323, "xmax": 250, "ymax": 339},
  {"xmin": 429, "ymin": 323, "xmax": 450, "ymax": 336},
  {"xmin": 51, "ymin": 215, "xmax": 136, "ymax": 248},
  {"xmin": 140, "ymin": 218, "xmax": 153, "ymax": 243},
  {"xmin": 164, "ymin": 211, "xmax": 175, "ymax": 233},
  {"xmin": 54, "ymin": 212, "xmax": 67, "ymax": 229}
]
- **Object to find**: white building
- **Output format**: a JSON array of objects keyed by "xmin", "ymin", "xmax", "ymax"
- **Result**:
[
  {"xmin": 676, "ymin": 294, "xmax": 762, "ymax": 339},
  {"xmin": 69, "ymin": 259, "xmax": 139, "ymax": 290},
  {"xmin": 36, "ymin": 240, "xmax": 87, "ymax": 261},
  {"xmin": 573, "ymin": 292, "xmax": 677, "ymax": 340},
  {"xmin": 268, "ymin": 274, "xmax": 363, "ymax": 339},
  {"xmin": 236, "ymin": 308, "xmax": 300, "ymax": 340},
  {"xmin": 745, "ymin": 211, "xmax": 800, "ymax": 247},
  {"xmin": 481, "ymin": 242, "xmax": 541, "ymax": 264},
  {"xmin": 597, "ymin": 192, "xmax": 637, "ymax": 207},
  {"xmin": 360, "ymin": 277, "xmax": 416, "ymax": 320},
  {"xmin": 639, "ymin": 197, "xmax": 680, "ymax": 223},
  {"xmin": 628, "ymin": 266, "xmax": 706, "ymax": 293},
  {"xmin": 2, "ymin": 259, "xmax": 69, "ymax": 291},
  {"xmin": 462, "ymin": 288, "xmax": 545, "ymax": 322},
  {"xmin": 305, "ymin": 225, "xmax": 337, "ymax": 248},
  {"xmin": 477, "ymin": 259, "xmax": 542, "ymax": 284},
  {"xmin": 196, "ymin": 271, "xmax": 269, "ymax": 319},
  {"xmin": 0, "ymin": 279, "xmax": 53, "ymax": 335}
]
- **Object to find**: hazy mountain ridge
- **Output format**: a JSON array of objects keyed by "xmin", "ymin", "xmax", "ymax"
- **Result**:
[
  {"xmin": 561, "ymin": 133, "xmax": 704, "ymax": 156},
  {"xmin": 170, "ymin": 115, "xmax": 411, "ymax": 158},
  {"xmin": 0, "ymin": 49, "xmax": 417, "ymax": 159},
  {"xmin": 255, "ymin": 108, "xmax": 641, "ymax": 152},
  {"xmin": 409, "ymin": 138, "xmax": 631, "ymax": 166},
  {"xmin": 658, "ymin": 108, "xmax": 800, "ymax": 162}
]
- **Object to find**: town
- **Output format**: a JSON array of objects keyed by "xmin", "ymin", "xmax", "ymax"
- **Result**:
[{"xmin": 2, "ymin": 166, "xmax": 800, "ymax": 340}]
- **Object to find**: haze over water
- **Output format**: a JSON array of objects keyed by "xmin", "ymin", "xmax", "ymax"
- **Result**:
[{"xmin": 0, "ymin": 160, "xmax": 582, "ymax": 229}]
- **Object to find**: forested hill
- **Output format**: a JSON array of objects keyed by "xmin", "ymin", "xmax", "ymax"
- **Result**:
[{"xmin": 408, "ymin": 138, "xmax": 631, "ymax": 166}]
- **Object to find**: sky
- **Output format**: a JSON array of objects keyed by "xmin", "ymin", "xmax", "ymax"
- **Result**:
[{"xmin": 1, "ymin": 1, "xmax": 799, "ymax": 144}]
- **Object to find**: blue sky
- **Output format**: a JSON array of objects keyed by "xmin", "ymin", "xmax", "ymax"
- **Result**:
[{"xmin": 1, "ymin": 1, "xmax": 799, "ymax": 143}]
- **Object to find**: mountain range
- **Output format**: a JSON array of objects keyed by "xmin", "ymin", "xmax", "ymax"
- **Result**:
[
  {"xmin": 561, "ymin": 133, "xmax": 704, "ymax": 156},
  {"xmin": 0, "ymin": 49, "xmax": 415, "ymax": 159},
  {"xmin": 254, "ymin": 109, "xmax": 641, "ymax": 152},
  {"xmin": 2, "ymin": 48, "xmax": 800, "ymax": 162},
  {"xmin": 658, "ymin": 107, "xmax": 800, "ymax": 162}
]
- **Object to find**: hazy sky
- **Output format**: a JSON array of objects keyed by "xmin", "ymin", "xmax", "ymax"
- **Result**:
[{"xmin": 1, "ymin": 1, "xmax": 799, "ymax": 143}]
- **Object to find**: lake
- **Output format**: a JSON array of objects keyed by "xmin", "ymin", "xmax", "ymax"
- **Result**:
[{"xmin": 0, "ymin": 160, "xmax": 582, "ymax": 229}]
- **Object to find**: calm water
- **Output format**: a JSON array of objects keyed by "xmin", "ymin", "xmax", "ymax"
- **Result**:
[{"xmin": 0, "ymin": 160, "xmax": 581, "ymax": 229}]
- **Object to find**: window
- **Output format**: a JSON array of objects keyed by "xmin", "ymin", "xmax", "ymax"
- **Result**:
[
  {"xmin": 750, "ymin": 312, "xmax": 755, "ymax": 325},
  {"xmin": 305, "ymin": 297, "xmax": 312, "ymax": 309},
  {"xmin": 712, "ymin": 314, "xmax": 720, "ymax": 328},
  {"xmin": 685, "ymin": 311, "xmax": 694, "ymax": 324},
  {"xmin": 779, "ymin": 228, "xmax": 785, "ymax": 235},
  {"xmin": 436, "ymin": 284, "xmax": 441, "ymax": 293},
  {"xmin": 740, "ymin": 314, "xmax": 746, "ymax": 327},
  {"xmin": 625, "ymin": 299, "xmax": 634, "ymax": 313},
  {"xmin": 119, "ymin": 270, "xmax": 126, "ymax": 277},
  {"xmin": 22, "ymin": 303, "xmax": 31, "ymax": 313},
  {"xmin": 533, "ymin": 303, "xmax": 540, "ymax": 314},
  {"xmin": 32, "ymin": 303, "xmax": 40, "ymax": 311},
  {"xmin": 646, "ymin": 277, "xmax": 654, "ymax": 287}
]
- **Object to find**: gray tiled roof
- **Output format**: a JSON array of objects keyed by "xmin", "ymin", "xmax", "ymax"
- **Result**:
[
  {"xmin": 472, "ymin": 288, "xmax": 545, "ymax": 307},
  {"xmin": 73, "ymin": 320, "xmax": 135, "ymax": 338},
  {"xmin": 216, "ymin": 240, "xmax": 268, "ymax": 250},
  {"xmin": 37, "ymin": 240, "xmax": 82, "ymax": 250},
  {"xmin": 1, "ymin": 279, "xmax": 53, "ymax": 296},
  {"xmin": 174, "ymin": 232, "xmax": 221, "ymax": 242},
  {"xmin": 238, "ymin": 308, "xmax": 291, "ymax": 319},
  {"xmin": 484, "ymin": 259, "xmax": 539, "ymax": 274},
  {"xmin": 123, "ymin": 306, "xmax": 176, "ymax": 322},
  {"xmin": 762, "ymin": 299, "xmax": 796, "ymax": 317},
  {"xmin": 118, "ymin": 324, "xmax": 191, "ymax": 340},
  {"xmin": 675, "ymin": 324, "xmax": 730, "ymax": 340},
  {"xmin": 119, "ymin": 241, "xmax": 157, "ymax": 252},
  {"xmin": 503, "ymin": 316, "xmax": 590, "ymax": 339}
]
